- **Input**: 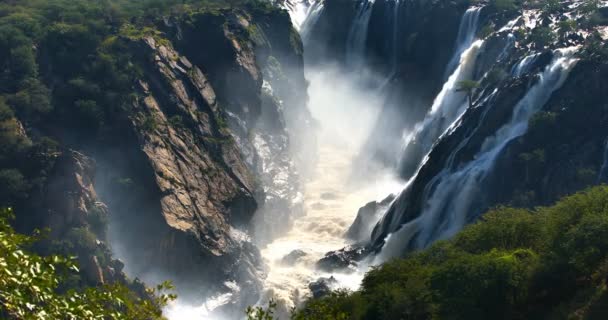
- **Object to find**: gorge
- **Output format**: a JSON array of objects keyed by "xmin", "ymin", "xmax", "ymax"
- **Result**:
[{"xmin": 1, "ymin": 0, "xmax": 608, "ymax": 319}]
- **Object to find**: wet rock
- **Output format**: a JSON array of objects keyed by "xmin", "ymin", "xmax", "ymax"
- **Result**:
[
  {"xmin": 346, "ymin": 194, "xmax": 395, "ymax": 243},
  {"xmin": 281, "ymin": 249, "xmax": 308, "ymax": 265},
  {"xmin": 98, "ymin": 8, "xmax": 311, "ymax": 299},
  {"xmin": 316, "ymin": 246, "xmax": 368, "ymax": 272},
  {"xmin": 44, "ymin": 150, "xmax": 98, "ymax": 235},
  {"xmin": 84, "ymin": 255, "xmax": 105, "ymax": 285},
  {"xmin": 309, "ymin": 276, "xmax": 338, "ymax": 299}
]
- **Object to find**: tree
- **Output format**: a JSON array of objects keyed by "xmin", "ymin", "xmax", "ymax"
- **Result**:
[
  {"xmin": 557, "ymin": 19, "xmax": 577, "ymax": 42},
  {"xmin": 491, "ymin": 0, "xmax": 517, "ymax": 12},
  {"xmin": 529, "ymin": 27, "xmax": 556, "ymax": 49},
  {"xmin": 246, "ymin": 299, "xmax": 276, "ymax": 320},
  {"xmin": 456, "ymin": 80, "xmax": 479, "ymax": 109},
  {"xmin": 0, "ymin": 169, "xmax": 28, "ymax": 204},
  {"xmin": 0, "ymin": 207, "xmax": 176, "ymax": 319}
]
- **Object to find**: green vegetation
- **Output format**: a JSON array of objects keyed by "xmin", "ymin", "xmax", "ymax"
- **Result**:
[
  {"xmin": 456, "ymin": 80, "xmax": 479, "ymax": 108},
  {"xmin": 288, "ymin": 186, "xmax": 608, "ymax": 319},
  {"xmin": 0, "ymin": 208, "xmax": 176, "ymax": 319},
  {"xmin": 490, "ymin": 0, "xmax": 518, "ymax": 12},
  {"xmin": 0, "ymin": 0, "xmax": 283, "ymax": 207},
  {"xmin": 529, "ymin": 26, "xmax": 556, "ymax": 49},
  {"xmin": 246, "ymin": 300, "xmax": 278, "ymax": 320}
]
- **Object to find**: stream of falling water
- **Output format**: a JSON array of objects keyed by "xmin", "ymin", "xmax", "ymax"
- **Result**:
[{"xmin": 258, "ymin": 66, "xmax": 403, "ymax": 314}]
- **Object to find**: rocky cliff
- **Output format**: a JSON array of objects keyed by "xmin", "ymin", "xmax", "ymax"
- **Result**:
[
  {"xmin": 1, "ymin": 2, "xmax": 311, "ymax": 309},
  {"xmin": 304, "ymin": 0, "xmax": 608, "ymax": 263}
]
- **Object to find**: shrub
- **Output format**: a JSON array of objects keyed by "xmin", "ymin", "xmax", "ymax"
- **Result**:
[
  {"xmin": 530, "ymin": 27, "xmax": 556, "ymax": 48},
  {"xmin": 0, "ymin": 207, "xmax": 176, "ymax": 319},
  {"xmin": 87, "ymin": 205, "xmax": 109, "ymax": 237},
  {"xmin": 292, "ymin": 186, "xmax": 608, "ymax": 319},
  {"xmin": 491, "ymin": 0, "xmax": 518, "ymax": 12},
  {"xmin": 0, "ymin": 169, "xmax": 29, "ymax": 204}
]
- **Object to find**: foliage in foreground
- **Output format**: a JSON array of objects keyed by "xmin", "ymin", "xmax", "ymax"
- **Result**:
[
  {"xmin": 0, "ymin": 208, "xmax": 175, "ymax": 319},
  {"xmin": 288, "ymin": 186, "xmax": 608, "ymax": 319}
]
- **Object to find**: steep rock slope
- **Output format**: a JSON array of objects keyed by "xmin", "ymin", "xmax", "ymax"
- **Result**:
[
  {"xmin": 96, "ymin": 8, "xmax": 311, "ymax": 302},
  {"xmin": 368, "ymin": 0, "xmax": 608, "ymax": 257},
  {"xmin": 301, "ymin": 0, "xmax": 608, "ymax": 265},
  {"xmin": 0, "ymin": 1, "xmax": 310, "ymax": 307}
]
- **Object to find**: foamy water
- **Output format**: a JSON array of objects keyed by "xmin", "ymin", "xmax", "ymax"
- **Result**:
[{"xmin": 257, "ymin": 66, "xmax": 403, "ymax": 313}]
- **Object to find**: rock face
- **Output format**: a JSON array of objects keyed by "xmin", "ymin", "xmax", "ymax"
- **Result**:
[
  {"xmin": 308, "ymin": 276, "xmax": 338, "ymax": 299},
  {"xmin": 4, "ymin": 4, "xmax": 310, "ymax": 307},
  {"xmin": 86, "ymin": 7, "xmax": 312, "ymax": 306},
  {"xmin": 281, "ymin": 249, "xmax": 308, "ymax": 265},
  {"xmin": 345, "ymin": 194, "xmax": 395, "ymax": 243},
  {"xmin": 310, "ymin": 0, "xmax": 608, "ymax": 260},
  {"xmin": 316, "ymin": 246, "xmax": 368, "ymax": 273},
  {"xmin": 367, "ymin": 4, "xmax": 608, "ymax": 255},
  {"xmin": 38, "ymin": 150, "xmax": 127, "ymax": 286}
]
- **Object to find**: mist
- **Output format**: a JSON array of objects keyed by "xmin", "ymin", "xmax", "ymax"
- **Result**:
[{"xmin": 253, "ymin": 58, "xmax": 404, "ymax": 316}]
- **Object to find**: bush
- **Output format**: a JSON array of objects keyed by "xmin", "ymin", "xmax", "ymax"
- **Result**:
[
  {"xmin": 529, "ymin": 27, "xmax": 556, "ymax": 49},
  {"xmin": 87, "ymin": 205, "xmax": 109, "ymax": 237},
  {"xmin": 66, "ymin": 227, "xmax": 98, "ymax": 252},
  {"xmin": 0, "ymin": 169, "xmax": 29, "ymax": 204},
  {"xmin": 292, "ymin": 186, "xmax": 608, "ymax": 319},
  {"xmin": 0, "ymin": 207, "xmax": 176, "ymax": 319},
  {"xmin": 491, "ymin": 0, "xmax": 518, "ymax": 12}
]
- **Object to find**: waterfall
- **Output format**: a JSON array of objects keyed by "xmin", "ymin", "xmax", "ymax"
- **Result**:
[
  {"xmin": 398, "ymin": 40, "xmax": 485, "ymax": 179},
  {"xmin": 391, "ymin": 0, "xmax": 402, "ymax": 70},
  {"xmin": 498, "ymin": 16, "xmax": 521, "ymax": 32},
  {"xmin": 444, "ymin": 7, "xmax": 482, "ymax": 80},
  {"xmin": 376, "ymin": 47, "xmax": 580, "ymax": 261},
  {"xmin": 300, "ymin": 0, "xmax": 325, "ymax": 41},
  {"xmin": 512, "ymin": 53, "xmax": 541, "ymax": 77},
  {"xmin": 345, "ymin": 0, "xmax": 375, "ymax": 68},
  {"xmin": 283, "ymin": 0, "xmax": 313, "ymax": 30}
]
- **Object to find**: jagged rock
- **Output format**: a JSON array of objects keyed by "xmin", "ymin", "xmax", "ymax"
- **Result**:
[
  {"xmin": 80, "ymin": 9, "xmax": 312, "ymax": 304},
  {"xmin": 308, "ymin": 276, "xmax": 338, "ymax": 299},
  {"xmin": 316, "ymin": 246, "xmax": 368, "ymax": 273},
  {"xmin": 36, "ymin": 150, "xmax": 127, "ymax": 285},
  {"xmin": 84, "ymin": 255, "xmax": 105, "ymax": 285},
  {"xmin": 281, "ymin": 249, "xmax": 308, "ymax": 265},
  {"xmin": 44, "ymin": 150, "xmax": 98, "ymax": 235},
  {"xmin": 110, "ymin": 32, "xmax": 266, "ymax": 298},
  {"xmin": 346, "ymin": 194, "xmax": 395, "ymax": 242},
  {"xmin": 368, "ymin": 3, "xmax": 608, "ymax": 256}
]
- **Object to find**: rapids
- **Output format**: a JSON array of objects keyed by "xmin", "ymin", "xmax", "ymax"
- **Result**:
[{"xmin": 257, "ymin": 66, "xmax": 403, "ymax": 314}]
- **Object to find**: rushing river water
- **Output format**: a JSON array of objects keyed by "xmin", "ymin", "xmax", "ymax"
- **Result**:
[{"xmin": 257, "ymin": 66, "xmax": 403, "ymax": 313}]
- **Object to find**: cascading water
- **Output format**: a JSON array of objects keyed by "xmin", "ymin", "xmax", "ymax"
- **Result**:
[
  {"xmin": 376, "ymin": 47, "xmax": 580, "ymax": 261},
  {"xmin": 390, "ymin": 0, "xmax": 402, "ymax": 71},
  {"xmin": 378, "ymin": 0, "xmax": 404, "ymax": 74},
  {"xmin": 345, "ymin": 0, "xmax": 375, "ymax": 68},
  {"xmin": 512, "ymin": 53, "xmax": 541, "ymax": 77},
  {"xmin": 398, "ymin": 40, "xmax": 485, "ymax": 179},
  {"xmin": 300, "ymin": 0, "xmax": 325, "ymax": 41},
  {"xmin": 444, "ymin": 7, "xmax": 482, "ymax": 80},
  {"xmin": 283, "ymin": 0, "xmax": 313, "ymax": 29}
]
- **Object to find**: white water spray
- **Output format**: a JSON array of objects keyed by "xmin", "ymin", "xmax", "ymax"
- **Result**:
[
  {"xmin": 300, "ymin": 0, "xmax": 325, "ymax": 41},
  {"xmin": 512, "ymin": 53, "xmax": 541, "ymax": 77},
  {"xmin": 257, "ymin": 65, "xmax": 402, "ymax": 314},
  {"xmin": 444, "ymin": 7, "xmax": 482, "ymax": 79},
  {"xmin": 399, "ymin": 39, "xmax": 484, "ymax": 179}
]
